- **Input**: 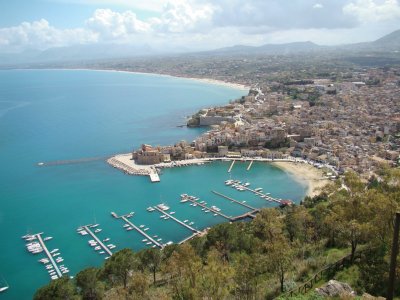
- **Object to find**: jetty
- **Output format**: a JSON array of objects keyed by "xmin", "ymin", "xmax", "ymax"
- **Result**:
[
  {"xmin": 149, "ymin": 171, "xmax": 160, "ymax": 183},
  {"xmin": 35, "ymin": 233, "xmax": 62, "ymax": 278},
  {"xmin": 153, "ymin": 206, "xmax": 200, "ymax": 233},
  {"xmin": 183, "ymin": 196, "xmax": 231, "ymax": 220},
  {"xmin": 228, "ymin": 160, "xmax": 236, "ymax": 173},
  {"xmin": 38, "ymin": 156, "xmax": 109, "ymax": 167},
  {"xmin": 212, "ymin": 190, "xmax": 258, "ymax": 211},
  {"xmin": 83, "ymin": 225, "xmax": 112, "ymax": 257},
  {"xmin": 112, "ymin": 212, "xmax": 163, "ymax": 248},
  {"xmin": 247, "ymin": 160, "xmax": 254, "ymax": 171}
]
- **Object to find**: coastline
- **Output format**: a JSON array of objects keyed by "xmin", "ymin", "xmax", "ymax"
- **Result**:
[
  {"xmin": 22, "ymin": 67, "xmax": 251, "ymax": 91},
  {"xmin": 271, "ymin": 161, "xmax": 330, "ymax": 197}
]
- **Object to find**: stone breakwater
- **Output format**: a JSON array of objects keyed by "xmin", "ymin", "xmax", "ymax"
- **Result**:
[{"xmin": 107, "ymin": 155, "xmax": 154, "ymax": 176}]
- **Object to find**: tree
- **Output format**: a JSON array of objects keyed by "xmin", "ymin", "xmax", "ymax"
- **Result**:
[
  {"xmin": 137, "ymin": 248, "xmax": 163, "ymax": 285},
  {"xmin": 232, "ymin": 252, "xmax": 263, "ymax": 299},
  {"xmin": 198, "ymin": 249, "xmax": 234, "ymax": 299},
  {"xmin": 266, "ymin": 236, "xmax": 294, "ymax": 293},
  {"xmin": 103, "ymin": 248, "xmax": 138, "ymax": 289},
  {"xmin": 251, "ymin": 208, "xmax": 284, "ymax": 242},
  {"xmin": 163, "ymin": 243, "xmax": 202, "ymax": 300},
  {"xmin": 76, "ymin": 267, "xmax": 104, "ymax": 300},
  {"xmin": 34, "ymin": 277, "xmax": 77, "ymax": 300}
]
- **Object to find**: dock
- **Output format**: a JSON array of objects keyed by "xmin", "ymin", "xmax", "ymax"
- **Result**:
[
  {"xmin": 153, "ymin": 206, "xmax": 200, "ymax": 233},
  {"xmin": 247, "ymin": 160, "xmax": 253, "ymax": 171},
  {"xmin": 183, "ymin": 196, "xmax": 232, "ymax": 220},
  {"xmin": 212, "ymin": 190, "xmax": 259, "ymax": 211},
  {"xmin": 38, "ymin": 156, "xmax": 110, "ymax": 167},
  {"xmin": 228, "ymin": 160, "xmax": 236, "ymax": 173},
  {"xmin": 234, "ymin": 184, "xmax": 283, "ymax": 204},
  {"xmin": 149, "ymin": 171, "xmax": 160, "ymax": 182},
  {"xmin": 83, "ymin": 225, "xmax": 113, "ymax": 257},
  {"xmin": 120, "ymin": 215, "xmax": 163, "ymax": 248},
  {"xmin": 179, "ymin": 232, "xmax": 200, "ymax": 244},
  {"xmin": 35, "ymin": 233, "xmax": 62, "ymax": 278}
]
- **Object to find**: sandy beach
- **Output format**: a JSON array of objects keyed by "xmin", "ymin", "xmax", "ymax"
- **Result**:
[{"xmin": 271, "ymin": 161, "xmax": 330, "ymax": 197}]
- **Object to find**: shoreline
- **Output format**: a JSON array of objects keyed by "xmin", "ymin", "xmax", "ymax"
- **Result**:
[
  {"xmin": 107, "ymin": 154, "xmax": 329, "ymax": 198},
  {"xmin": 271, "ymin": 161, "xmax": 330, "ymax": 197},
  {"xmin": 14, "ymin": 67, "xmax": 251, "ymax": 92}
]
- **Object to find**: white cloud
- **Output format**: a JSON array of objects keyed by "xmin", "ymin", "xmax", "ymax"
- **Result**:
[
  {"xmin": 0, "ymin": 19, "xmax": 96, "ymax": 52},
  {"xmin": 86, "ymin": 9, "xmax": 152, "ymax": 41},
  {"xmin": 156, "ymin": 0, "xmax": 215, "ymax": 33},
  {"xmin": 313, "ymin": 3, "xmax": 324, "ymax": 9},
  {"xmin": 343, "ymin": 0, "xmax": 400, "ymax": 22}
]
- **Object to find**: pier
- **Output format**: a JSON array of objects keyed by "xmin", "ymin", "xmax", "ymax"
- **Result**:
[
  {"xmin": 149, "ymin": 171, "xmax": 160, "ymax": 182},
  {"xmin": 83, "ymin": 226, "xmax": 113, "ymax": 257},
  {"xmin": 183, "ymin": 196, "xmax": 232, "ymax": 220},
  {"xmin": 38, "ymin": 156, "xmax": 110, "ymax": 167},
  {"xmin": 231, "ymin": 183, "xmax": 284, "ymax": 204},
  {"xmin": 35, "ymin": 233, "xmax": 62, "ymax": 278},
  {"xmin": 228, "ymin": 160, "xmax": 236, "ymax": 173},
  {"xmin": 179, "ymin": 232, "xmax": 200, "ymax": 244},
  {"xmin": 113, "ymin": 213, "xmax": 163, "ymax": 248},
  {"xmin": 212, "ymin": 190, "xmax": 259, "ymax": 211},
  {"xmin": 247, "ymin": 160, "xmax": 253, "ymax": 171},
  {"xmin": 153, "ymin": 206, "xmax": 200, "ymax": 233}
]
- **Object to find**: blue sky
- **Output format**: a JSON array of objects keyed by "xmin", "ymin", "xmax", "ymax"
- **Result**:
[{"xmin": 0, "ymin": 0, "xmax": 399, "ymax": 54}]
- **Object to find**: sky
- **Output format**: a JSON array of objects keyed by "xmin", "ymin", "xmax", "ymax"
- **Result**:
[{"xmin": 0, "ymin": 0, "xmax": 399, "ymax": 54}]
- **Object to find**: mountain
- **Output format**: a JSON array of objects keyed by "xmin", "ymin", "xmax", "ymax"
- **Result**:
[
  {"xmin": 203, "ymin": 41, "xmax": 322, "ymax": 56},
  {"xmin": 371, "ymin": 29, "xmax": 400, "ymax": 50}
]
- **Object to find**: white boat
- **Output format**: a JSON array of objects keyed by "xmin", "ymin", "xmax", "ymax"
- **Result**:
[
  {"xmin": 99, "ymin": 251, "xmax": 105, "ymax": 254},
  {"xmin": 123, "ymin": 224, "xmax": 129, "ymax": 228},
  {"xmin": 157, "ymin": 238, "xmax": 162, "ymax": 241},
  {"xmin": 157, "ymin": 203, "xmax": 170, "ymax": 211},
  {"xmin": 0, "ymin": 278, "xmax": 9, "ymax": 293},
  {"xmin": 56, "ymin": 258, "xmax": 64, "ymax": 263},
  {"xmin": 160, "ymin": 215, "xmax": 166, "ymax": 219},
  {"xmin": 146, "ymin": 242, "xmax": 152, "ymax": 245},
  {"xmin": 43, "ymin": 237, "xmax": 53, "ymax": 241},
  {"xmin": 144, "ymin": 228, "xmax": 149, "ymax": 231},
  {"xmin": 50, "ymin": 249, "xmax": 59, "ymax": 254},
  {"xmin": 183, "ymin": 220, "xmax": 188, "ymax": 223},
  {"xmin": 51, "ymin": 275, "xmax": 58, "ymax": 280},
  {"xmin": 142, "ymin": 239, "xmax": 148, "ymax": 242},
  {"xmin": 52, "ymin": 253, "xmax": 60, "ymax": 257},
  {"xmin": 103, "ymin": 238, "xmax": 110, "ymax": 242},
  {"xmin": 164, "ymin": 217, "xmax": 170, "ymax": 220},
  {"xmin": 80, "ymin": 231, "xmax": 88, "ymax": 235},
  {"xmin": 211, "ymin": 206, "xmax": 221, "ymax": 212},
  {"xmin": 94, "ymin": 246, "xmax": 101, "ymax": 250},
  {"xmin": 170, "ymin": 212, "xmax": 175, "ymax": 215},
  {"xmin": 147, "ymin": 207, "xmax": 155, "ymax": 212},
  {"xmin": 109, "ymin": 245, "xmax": 116, "ymax": 249},
  {"xmin": 139, "ymin": 225, "xmax": 145, "ymax": 228},
  {"xmin": 244, "ymin": 182, "xmax": 250, "ymax": 186},
  {"xmin": 180, "ymin": 199, "xmax": 189, "ymax": 203},
  {"xmin": 94, "ymin": 229, "xmax": 102, "ymax": 233},
  {"xmin": 126, "ymin": 227, "xmax": 133, "ymax": 231},
  {"xmin": 214, "ymin": 214, "xmax": 218, "ymax": 216},
  {"xmin": 205, "ymin": 210, "xmax": 210, "ymax": 213},
  {"xmin": 189, "ymin": 222, "xmax": 194, "ymax": 225},
  {"xmin": 90, "ymin": 224, "xmax": 100, "ymax": 228}
]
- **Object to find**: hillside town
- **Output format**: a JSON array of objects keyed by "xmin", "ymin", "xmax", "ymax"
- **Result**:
[{"xmin": 129, "ymin": 67, "xmax": 400, "ymax": 178}]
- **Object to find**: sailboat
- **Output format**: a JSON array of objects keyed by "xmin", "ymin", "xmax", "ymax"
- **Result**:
[{"xmin": 0, "ymin": 276, "xmax": 9, "ymax": 293}]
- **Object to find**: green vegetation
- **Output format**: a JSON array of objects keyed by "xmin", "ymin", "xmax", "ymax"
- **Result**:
[{"xmin": 34, "ymin": 169, "xmax": 400, "ymax": 299}]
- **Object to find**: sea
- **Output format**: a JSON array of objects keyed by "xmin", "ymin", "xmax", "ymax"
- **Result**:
[{"xmin": 0, "ymin": 69, "xmax": 307, "ymax": 299}]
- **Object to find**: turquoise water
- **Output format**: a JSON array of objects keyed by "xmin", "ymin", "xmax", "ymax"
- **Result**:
[{"xmin": 0, "ymin": 70, "xmax": 307, "ymax": 299}]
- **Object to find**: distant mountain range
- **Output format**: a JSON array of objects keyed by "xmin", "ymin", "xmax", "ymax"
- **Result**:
[{"xmin": 0, "ymin": 29, "xmax": 399, "ymax": 67}]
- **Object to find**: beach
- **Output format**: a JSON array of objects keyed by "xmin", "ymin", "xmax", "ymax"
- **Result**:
[{"xmin": 271, "ymin": 161, "xmax": 330, "ymax": 197}]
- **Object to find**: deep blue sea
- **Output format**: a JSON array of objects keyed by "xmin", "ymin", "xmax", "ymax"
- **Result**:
[{"xmin": 0, "ymin": 69, "xmax": 307, "ymax": 299}]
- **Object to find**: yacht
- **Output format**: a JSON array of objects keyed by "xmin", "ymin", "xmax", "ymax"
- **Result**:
[
  {"xmin": 94, "ymin": 229, "xmax": 102, "ymax": 233},
  {"xmin": 139, "ymin": 225, "xmax": 145, "ymax": 228},
  {"xmin": 94, "ymin": 246, "xmax": 101, "ymax": 251},
  {"xmin": 142, "ymin": 239, "xmax": 148, "ymax": 242},
  {"xmin": 90, "ymin": 224, "xmax": 100, "ymax": 228},
  {"xmin": 211, "ymin": 206, "xmax": 221, "ymax": 212},
  {"xmin": 123, "ymin": 224, "xmax": 130, "ymax": 228},
  {"xmin": 126, "ymin": 227, "xmax": 133, "ymax": 231},
  {"xmin": 170, "ymin": 212, "xmax": 175, "ymax": 215},
  {"xmin": 51, "ymin": 275, "xmax": 58, "ymax": 280},
  {"xmin": 147, "ymin": 207, "xmax": 155, "ymax": 212},
  {"xmin": 146, "ymin": 242, "xmax": 152, "ymax": 245},
  {"xmin": 183, "ymin": 220, "xmax": 188, "ymax": 223},
  {"xmin": 189, "ymin": 222, "xmax": 194, "ymax": 225},
  {"xmin": 43, "ymin": 237, "xmax": 53, "ymax": 241},
  {"xmin": 244, "ymin": 182, "xmax": 250, "ymax": 186},
  {"xmin": 99, "ymin": 251, "xmax": 105, "ymax": 254},
  {"xmin": 254, "ymin": 188, "xmax": 263, "ymax": 192},
  {"xmin": 157, "ymin": 203, "xmax": 170, "ymax": 211},
  {"xmin": 144, "ymin": 228, "xmax": 149, "ymax": 231},
  {"xmin": 103, "ymin": 238, "xmax": 110, "ymax": 242}
]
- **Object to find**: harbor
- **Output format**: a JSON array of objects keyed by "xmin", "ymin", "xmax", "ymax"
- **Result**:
[
  {"xmin": 35, "ymin": 234, "xmax": 62, "ymax": 278},
  {"xmin": 152, "ymin": 205, "xmax": 200, "ymax": 234}
]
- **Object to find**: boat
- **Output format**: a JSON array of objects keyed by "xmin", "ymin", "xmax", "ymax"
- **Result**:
[
  {"xmin": 170, "ymin": 212, "xmax": 175, "ymax": 215},
  {"xmin": 152, "ymin": 245, "xmax": 157, "ymax": 248},
  {"xmin": 126, "ymin": 227, "xmax": 133, "ymax": 231},
  {"xmin": 143, "ymin": 228, "xmax": 149, "ymax": 231},
  {"xmin": 164, "ymin": 217, "xmax": 170, "ymax": 220},
  {"xmin": 183, "ymin": 220, "xmax": 188, "ymax": 223},
  {"xmin": 157, "ymin": 203, "xmax": 170, "ymax": 211},
  {"xmin": 111, "ymin": 212, "xmax": 117, "ymax": 218},
  {"xmin": 189, "ymin": 222, "xmax": 194, "ymax": 225},
  {"xmin": 51, "ymin": 275, "xmax": 58, "ymax": 280},
  {"xmin": 214, "ymin": 214, "xmax": 218, "ymax": 216},
  {"xmin": 90, "ymin": 224, "xmax": 100, "ymax": 228},
  {"xmin": 0, "ymin": 277, "xmax": 9, "ymax": 293},
  {"xmin": 139, "ymin": 225, "xmax": 145, "ymax": 228},
  {"xmin": 254, "ymin": 188, "xmax": 263, "ymax": 192},
  {"xmin": 147, "ymin": 207, "xmax": 155, "ymax": 212},
  {"xmin": 99, "ymin": 251, "xmax": 105, "ymax": 254},
  {"xmin": 244, "ymin": 182, "xmax": 250, "ymax": 186},
  {"xmin": 52, "ymin": 253, "xmax": 60, "ymax": 257},
  {"xmin": 103, "ymin": 238, "xmax": 110, "ymax": 242},
  {"xmin": 142, "ymin": 239, "xmax": 148, "ymax": 242},
  {"xmin": 94, "ymin": 246, "xmax": 101, "ymax": 250},
  {"xmin": 160, "ymin": 215, "xmax": 166, "ymax": 219},
  {"xmin": 205, "ymin": 210, "xmax": 210, "ymax": 213},
  {"xmin": 146, "ymin": 242, "xmax": 152, "ymax": 245},
  {"xmin": 43, "ymin": 237, "xmax": 53, "ymax": 241},
  {"xmin": 157, "ymin": 238, "xmax": 162, "ymax": 241},
  {"xmin": 123, "ymin": 224, "xmax": 130, "ymax": 228},
  {"xmin": 211, "ymin": 205, "xmax": 221, "ymax": 212},
  {"xmin": 153, "ymin": 235, "xmax": 158, "ymax": 238},
  {"xmin": 94, "ymin": 229, "xmax": 102, "ymax": 233},
  {"xmin": 180, "ymin": 198, "xmax": 189, "ymax": 203}
]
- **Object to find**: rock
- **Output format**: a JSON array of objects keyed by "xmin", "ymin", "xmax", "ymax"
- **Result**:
[{"xmin": 315, "ymin": 280, "xmax": 355, "ymax": 297}]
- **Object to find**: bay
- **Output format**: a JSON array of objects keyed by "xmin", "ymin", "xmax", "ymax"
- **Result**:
[{"xmin": 0, "ymin": 69, "xmax": 306, "ymax": 299}]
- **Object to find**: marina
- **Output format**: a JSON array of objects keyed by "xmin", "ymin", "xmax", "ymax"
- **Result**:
[
  {"xmin": 181, "ymin": 194, "xmax": 232, "ymax": 220},
  {"xmin": 112, "ymin": 212, "xmax": 164, "ymax": 248},
  {"xmin": 212, "ymin": 190, "xmax": 259, "ymax": 211},
  {"xmin": 81, "ymin": 225, "xmax": 113, "ymax": 257}
]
